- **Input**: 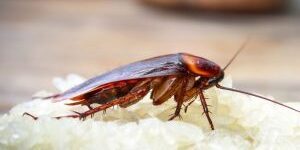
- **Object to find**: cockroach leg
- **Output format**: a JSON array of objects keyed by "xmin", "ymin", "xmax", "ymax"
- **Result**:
[
  {"xmin": 168, "ymin": 113, "xmax": 183, "ymax": 120},
  {"xmin": 168, "ymin": 108, "xmax": 183, "ymax": 120},
  {"xmin": 54, "ymin": 114, "xmax": 79, "ymax": 120},
  {"xmin": 168, "ymin": 78, "xmax": 188, "ymax": 120},
  {"xmin": 201, "ymin": 111, "xmax": 212, "ymax": 115},
  {"xmin": 184, "ymin": 99, "xmax": 195, "ymax": 113},
  {"xmin": 23, "ymin": 112, "xmax": 38, "ymax": 120},
  {"xmin": 86, "ymin": 104, "xmax": 93, "ymax": 110},
  {"xmin": 72, "ymin": 111, "xmax": 87, "ymax": 120},
  {"xmin": 102, "ymin": 109, "xmax": 107, "ymax": 115},
  {"xmin": 179, "ymin": 87, "xmax": 198, "ymax": 113},
  {"xmin": 52, "ymin": 110, "xmax": 87, "ymax": 120},
  {"xmin": 199, "ymin": 90, "xmax": 214, "ymax": 130},
  {"xmin": 90, "ymin": 108, "xmax": 96, "ymax": 118},
  {"xmin": 54, "ymin": 86, "xmax": 150, "ymax": 120}
]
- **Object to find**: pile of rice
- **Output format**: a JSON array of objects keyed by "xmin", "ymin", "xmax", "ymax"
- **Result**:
[{"xmin": 0, "ymin": 74, "xmax": 299, "ymax": 150}]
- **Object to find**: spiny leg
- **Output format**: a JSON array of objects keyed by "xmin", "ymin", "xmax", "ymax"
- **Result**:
[
  {"xmin": 168, "ymin": 78, "xmax": 188, "ymax": 120},
  {"xmin": 54, "ymin": 86, "xmax": 150, "ymax": 119},
  {"xmin": 23, "ymin": 111, "xmax": 89, "ymax": 121},
  {"xmin": 169, "ymin": 87, "xmax": 197, "ymax": 113},
  {"xmin": 65, "ymin": 100, "xmax": 94, "ymax": 118},
  {"xmin": 86, "ymin": 104, "xmax": 93, "ymax": 110},
  {"xmin": 25, "ymin": 80, "xmax": 151, "ymax": 120},
  {"xmin": 199, "ymin": 90, "xmax": 214, "ymax": 130}
]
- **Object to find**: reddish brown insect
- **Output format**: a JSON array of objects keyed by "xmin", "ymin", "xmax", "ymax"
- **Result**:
[{"xmin": 24, "ymin": 43, "xmax": 300, "ymax": 130}]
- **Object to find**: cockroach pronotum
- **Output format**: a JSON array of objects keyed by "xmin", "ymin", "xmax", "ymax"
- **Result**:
[{"xmin": 24, "ymin": 42, "xmax": 300, "ymax": 130}]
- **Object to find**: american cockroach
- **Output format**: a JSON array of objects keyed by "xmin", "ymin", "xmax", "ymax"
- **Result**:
[{"xmin": 24, "ymin": 42, "xmax": 300, "ymax": 130}]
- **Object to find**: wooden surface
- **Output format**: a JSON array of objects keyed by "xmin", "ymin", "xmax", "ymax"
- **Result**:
[{"xmin": 1, "ymin": 0, "xmax": 300, "ymax": 113}]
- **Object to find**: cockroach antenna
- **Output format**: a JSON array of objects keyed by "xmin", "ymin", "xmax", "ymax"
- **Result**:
[
  {"xmin": 217, "ymin": 39, "xmax": 300, "ymax": 113},
  {"xmin": 223, "ymin": 38, "xmax": 249, "ymax": 71},
  {"xmin": 215, "ymin": 84, "xmax": 300, "ymax": 113}
]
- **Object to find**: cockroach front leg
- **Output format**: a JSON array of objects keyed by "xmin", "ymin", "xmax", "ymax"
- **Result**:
[{"xmin": 199, "ymin": 90, "xmax": 214, "ymax": 130}]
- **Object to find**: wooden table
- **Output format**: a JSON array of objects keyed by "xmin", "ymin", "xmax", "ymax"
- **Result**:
[{"xmin": 1, "ymin": 0, "xmax": 300, "ymax": 113}]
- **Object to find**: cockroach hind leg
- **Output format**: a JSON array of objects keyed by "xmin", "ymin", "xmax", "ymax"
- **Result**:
[
  {"xmin": 71, "ymin": 111, "xmax": 88, "ymax": 120},
  {"xmin": 86, "ymin": 104, "xmax": 93, "ymax": 110},
  {"xmin": 23, "ymin": 112, "xmax": 38, "ymax": 120},
  {"xmin": 54, "ymin": 111, "xmax": 89, "ymax": 120},
  {"xmin": 102, "ymin": 109, "xmax": 107, "ymax": 115}
]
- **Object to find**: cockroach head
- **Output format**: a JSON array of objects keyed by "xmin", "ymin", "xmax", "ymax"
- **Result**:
[
  {"xmin": 207, "ymin": 70, "xmax": 224, "ymax": 86},
  {"xmin": 197, "ymin": 70, "xmax": 224, "ymax": 89}
]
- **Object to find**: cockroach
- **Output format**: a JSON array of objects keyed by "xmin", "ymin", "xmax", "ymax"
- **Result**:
[{"xmin": 24, "ymin": 42, "xmax": 300, "ymax": 130}]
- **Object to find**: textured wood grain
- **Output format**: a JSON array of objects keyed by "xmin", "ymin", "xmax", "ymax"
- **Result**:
[{"xmin": 0, "ymin": 0, "xmax": 300, "ymax": 113}]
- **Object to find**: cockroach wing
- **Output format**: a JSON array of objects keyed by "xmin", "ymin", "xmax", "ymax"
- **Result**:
[{"xmin": 53, "ymin": 54, "xmax": 187, "ymax": 101}]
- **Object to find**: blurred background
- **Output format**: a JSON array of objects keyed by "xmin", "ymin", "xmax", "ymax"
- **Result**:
[{"xmin": 0, "ymin": 0, "xmax": 300, "ymax": 113}]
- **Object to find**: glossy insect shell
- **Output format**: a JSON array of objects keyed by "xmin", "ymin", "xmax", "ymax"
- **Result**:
[
  {"xmin": 51, "ymin": 53, "xmax": 222, "ymax": 102},
  {"xmin": 179, "ymin": 53, "xmax": 222, "ymax": 77}
]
